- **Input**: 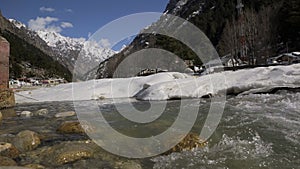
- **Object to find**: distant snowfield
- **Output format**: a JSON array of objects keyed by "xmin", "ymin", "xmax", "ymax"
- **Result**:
[{"xmin": 15, "ymin": 64, "xmax": 300, "ymax": 103}]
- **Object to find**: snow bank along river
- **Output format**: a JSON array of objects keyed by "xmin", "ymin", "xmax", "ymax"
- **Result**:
[{"xmin": 15, "ymin": 64, "xmax": 300, "ymax": 103}]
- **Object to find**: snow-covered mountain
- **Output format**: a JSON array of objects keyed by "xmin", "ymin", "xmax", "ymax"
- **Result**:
[
  {"xmin": 8, "ymin": 19, "xmax": 116, "ymax": 79},
  {"xmin": 36, "ymin": 30, "xmax": 116, "ymax": 76}
]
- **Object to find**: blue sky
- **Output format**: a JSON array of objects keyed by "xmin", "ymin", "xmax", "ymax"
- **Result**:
[{"xmin": 0, "ymin": 0, "xmax": 169, "ymax": 40}]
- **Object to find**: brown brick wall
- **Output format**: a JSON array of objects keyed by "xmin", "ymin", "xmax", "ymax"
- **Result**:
[{"xmin": 0, "ymin": 36, "xmax": 9, "ymax": 89}]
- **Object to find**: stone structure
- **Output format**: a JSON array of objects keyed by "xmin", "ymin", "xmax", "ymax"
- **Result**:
[
  {"xmin": 0, "ymin": 36, "xmax": 9, "ymax": 88},
  {"xmin": 0, "ymin": 36, "xmax": 15, "ymax": 108}
]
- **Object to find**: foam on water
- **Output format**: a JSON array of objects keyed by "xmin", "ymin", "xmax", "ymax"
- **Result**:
[
  {"xmin": 152, "ymin": 92, "xmax": 300, "ymax": 168},
  {"xmin": 152, "ymin": 132, "xmax": 273, "ymax": 169}
]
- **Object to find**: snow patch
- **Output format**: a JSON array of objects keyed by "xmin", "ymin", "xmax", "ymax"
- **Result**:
[{"xmin": 9, "ymin": 19, "xmax": 26, "ymax": 29}]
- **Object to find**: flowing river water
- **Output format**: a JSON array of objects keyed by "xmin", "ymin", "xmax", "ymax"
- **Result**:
[{"xmin": 0, "ymin": 91, "xmax": 299, "ymax": 169}]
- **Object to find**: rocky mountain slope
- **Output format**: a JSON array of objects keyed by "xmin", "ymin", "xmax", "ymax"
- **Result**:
[
  {"xmin": 0, "ymin": 11, "xmax": 116, "ymax": 80},
  {"xmin": 36, "ymin": 30, "xmax": 115, "ymax": 76},
  {"xmin": 0, "ymin": 12, "xmax": 71, "ymax": 80},
  {"xmin": 96, "ymin": 0, "xmax": 300, "ymax": 78}
]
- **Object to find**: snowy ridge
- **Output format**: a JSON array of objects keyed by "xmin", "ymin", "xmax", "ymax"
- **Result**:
[
  {"xmin": 37, "ymin": 30, "xmax": 116, "ymax": 63},
  {"xmin": 15, "ymin": 64, "xmax": 300, "ymax": 103},
  {"xmin": 8, "ymin": 18, "xmax": 116, "ymax": 73},
  {"xmin": 9, "ymin": 19, "xmax": 26, "ymax": 29},
  {"xmin": 36, "ymin": 31, "xmax": 85, "ymax": 49}
]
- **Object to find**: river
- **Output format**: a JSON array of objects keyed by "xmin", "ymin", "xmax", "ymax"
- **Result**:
[{"xmin": 0, "ymin": 91, "xmax": 299, "ymax": 168}]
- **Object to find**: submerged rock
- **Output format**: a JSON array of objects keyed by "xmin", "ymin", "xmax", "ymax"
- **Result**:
[
  {"xmin": 12, "ymin": 130, "xmax": 41, "ymax": 152},
  {"xmin": 20, "ymin": 109, "xmax": 48, "ymax": 118},
  {"xmin": 0, "ymin": 142, "xmax": 19, "ymax": 158},
  {"xmin": 24, "ymin": 140, "xmax": 144, "ymax": 168},
  {"xmin": 164, "ymin": 133, "xmax": 208, "ymax": 155},
  {"xmin": 20, "ymin": 111, "xmax": 33, "ymax": 118},
  {"xmin": 57, "ymin": 121, "xmax": 85, "ymax": 134},
  {"xmin": 27, "ymin": 141, "xmax": 97, "ymax": 166},
  {"xmin": 0, "ymin": 156, "xmax": 17, "ymax": 166},
  {"xmin": 54, "ymin": 111, "xmax": 76, "ymax": 118},
  {"xmin": 34, "ymin": 109, "xmax": 48, "ymax": 116}
]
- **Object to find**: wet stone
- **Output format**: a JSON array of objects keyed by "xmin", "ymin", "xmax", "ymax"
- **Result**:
[
  {"xmin": 20, "ymin": 111, "xmax": 33, "ymax": 118},
  {"xmin": 54, "ymin": 111, "xmax": 76, "ymax": 118},
  {"xmin": 0, "ymin": 142, "xmax": 20, "ymax": 158},
  {"xmin": 33, "ymin": 109, "xmax": 48, "ymax": 116},
  {"xmin": 12, "ymin": 130, "xmax": 41, "ymax": 152},
  {"xmin": 33, "ymin": 141, "xmax": 97, "ymax": 166},
  {"xmin": 0, "ymin": 156, "xmax": 18, "ymax": 166},
  {"xmin": 164, "ymin": 133, "xmax": 208, "ymax": 155},
  {"xmin": 57, "ymin": 121, "xmax": 85, "ymax": 134}
]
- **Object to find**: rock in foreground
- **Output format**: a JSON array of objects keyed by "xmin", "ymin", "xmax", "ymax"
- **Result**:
[
  {"xmin": 57, "ymin": 121, "xmax": 85, "ymax": 134},
  {"xmin": 12, "ymin": 130, "xmax": 41, "ymax": 152},
  {"xmin": 54, "ymin": 111, "xmax": 76, "ymax": 118},
  {"xmin": 164, "ymin": 133, "xmax": 208, "ymax": 155},
  {"xmin": 0, "ymin": 142, "xmax": 19, "ymax": 158}
]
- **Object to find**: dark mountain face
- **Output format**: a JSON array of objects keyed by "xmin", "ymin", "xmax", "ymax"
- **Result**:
[
  {"xmin": 0, "ymin": 11, "xmax": 72, "ymax": 81},
  {"xmin": 96, "ymin": 0, "xmax": 299, "ymax": 79}
]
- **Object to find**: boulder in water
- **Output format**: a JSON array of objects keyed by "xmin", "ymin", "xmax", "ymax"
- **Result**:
[
  {"xmin": 12, "ymin": 130, "xmax": 41, "ymax": 152},
  {"xmin": 34, "ymin": 109, "xmax": 48, "ymax": 116},
  {"xmin": 40, "ymin": 141, "xmax": 95, "ymax": 166},
  {"xmin": 57, "ymin": 121, "xmax": 85, "ymax": 134},
  {"xmin": 0, "ymin": 142, "xmax": 19, "ymax": 158},
  {"xmin": 164, "ymin": 133, "xmax": 208, "ymax": 155},
  {"xmin": 54, "ymin": 111, "xmax": 76, "ymax": 118},
  {"xmin": 20, "ymin": 111, "xmax": 33, "ymax": 118}
]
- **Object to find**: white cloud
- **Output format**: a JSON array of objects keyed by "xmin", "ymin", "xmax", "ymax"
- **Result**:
[
  {"xmin": 61, "ymin": 22, "xmax": 73, "ymax": 28},
  {"xmin": 40, "ymin": 7, "xmax": 55, "ymax": 12},
  {"xmin": 65, "ymin": 9, "xmax": 73, "ymax": 13},
  {"xmin": 46, "ymin": 26, "xmax": 62, "ymax": 33},
  {"xmin": 28, "ymin": 16, "xmax": 61, "ymax": 33},
  {"xmin": 99, "ymin": 39, "xmax": 111, "ymax": 48}
]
